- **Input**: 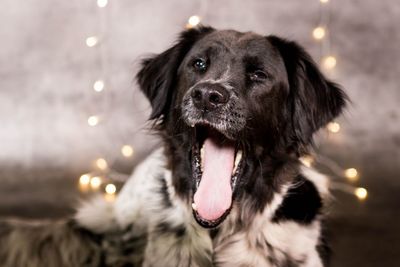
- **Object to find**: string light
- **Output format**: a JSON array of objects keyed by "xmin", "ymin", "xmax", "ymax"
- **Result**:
[
  {"xmin": 87, "ymin": 116, "xmax": 99, "ymax": 126},
  {"xmin": 354, "ymin": 187, "xmax": 368, "ymax": 200},
  {"xmin": 187, "ymin": 15, "xmax": 201, "ymax": 28},
  {"xmin": 96, "ymin": 158, "xmax": 108, "ymax": 170},
  {"xmin": 105, "ymin": 183, "xmax": 116, "ymax": 195},
  {"xmin": 121, "ymin": 145, "xmax": 134, "ymax": 157},
  {"xmin": 86, "ymin": 36, "xmax": 99, "ymax": 47},
  {"xmin": 93, "ymin": 80, "xmax": 105, "ymax": 92},
  {"xmin": 90, "ymin": 176, "xmax": 102, "ymax": 190},
  {"xmin": 344, "ymin": 168, "xmax": 358, "ymax": 181},
  {"xmin": 327, "ymin": 121, "xmax": 340, "ymax": 133},
  {"xmin": 309, "ymin": 0, "xmax": 369, "ymax": 204},
  {"xmin": 78, "ymin": 174, "xmax": 91, "ymax": 192},
  {"xmin": 312, "ymin": 26, "xmax": 326, "ymax": 40},
  {"xmin": 97, "ymin": 0, "xmax": 108, "ymax": 8},
  {"xmin": 322, "ymin": 55, "xmax": 337, "ymax": 70},
  {"xmin": 79, "ymin": 174, "xmax": 91, "ymax": 185}
]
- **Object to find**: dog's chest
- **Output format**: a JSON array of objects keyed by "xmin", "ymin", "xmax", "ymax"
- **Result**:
[
  {"xmin": 113, "ymin": 149, "xmax": 325, "ymax": 267},
  {"xmin": 140, "ymin": 187, "xmax": 323, "ymax": 267}
]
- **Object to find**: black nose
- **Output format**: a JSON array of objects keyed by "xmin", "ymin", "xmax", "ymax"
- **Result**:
[{"xmin": 191, "ymin": 84, "xmax": 230, "ymax": 111}]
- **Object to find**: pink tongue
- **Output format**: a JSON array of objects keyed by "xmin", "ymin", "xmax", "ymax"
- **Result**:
[{"xmin": 193, "ymin": 136, "xmax": 235, "ymax": 221}]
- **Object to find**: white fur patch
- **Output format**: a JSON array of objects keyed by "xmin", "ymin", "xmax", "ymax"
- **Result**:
[
  {"xmin": 75, "ymin": 196, "xmax": 116, "ymax": 233},
  {"xmin": 114, "ymin": 148, "xmax": 167, "ymax": 229},
  {"xmin": 263, "ymin": 220, "xmax": 323, "ymax": 267},
  {"xmin": 301, "ymin": 166, "xmax": 330, "ymax": 197}
]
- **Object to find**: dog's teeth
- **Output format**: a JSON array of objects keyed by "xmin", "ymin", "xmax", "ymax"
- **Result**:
[
  {"xmin": 233, "ymin": 150, "xmax": 243, "ymax": 174},
  {"xmin": 192, "ymin": 203, "xmax": 197, "ymax": 211}
]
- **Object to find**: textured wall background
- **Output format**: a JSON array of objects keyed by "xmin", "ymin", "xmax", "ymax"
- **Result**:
[{"xmin": 0, "ymin": 0, "xmax": 399, "ymax": 266}]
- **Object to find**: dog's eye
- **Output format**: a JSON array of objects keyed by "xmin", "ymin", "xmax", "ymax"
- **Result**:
[
  {"xmin": 248, "ymin": 70, "xmax": 268, "ymax": 81},
  {"xmin": 193, "ymin": 58, "xmax": 207, "ymax": 72}
]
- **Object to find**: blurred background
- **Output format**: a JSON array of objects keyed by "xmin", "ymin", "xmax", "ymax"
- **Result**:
[{"xmin": 0, "ymin": 0, "xmax": 399, "ymax": 266}]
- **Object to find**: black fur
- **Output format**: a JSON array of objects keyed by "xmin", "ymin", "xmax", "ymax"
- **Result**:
[
  {"xmin": 137, "ymin": 26, "xmax": 346, "ymax": 226},
  {"xmin": 272, "ymin": 174, "xmax": 323, "ymax": 224},
  {"xmin": 267, "ymin": 36, "xmax": 348, "ymax": 154}
]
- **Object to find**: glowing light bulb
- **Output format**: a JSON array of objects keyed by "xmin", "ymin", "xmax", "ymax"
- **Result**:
[
  {"xmin": 322, "ymin": 56, "xmax": 337, "ymax": 70},
  {"xmin": 345, "ymin": 168, "xmax": 358, "ymax": 181},
  {"xmin": 96, "ymin": 158, "xmax": 108, "ymax": 170},
  {"xmin": 312, "ymin": 26, "xmax": 326, "ymax": 40},
  {"xmin": 121, "ymin": 145, "xmax": 134, "ymax": 157},
  {"xmin": 320, "ymin": 0, "xmax": 329, "ymax": 3},
  {"xmin": 354, "ymin": 187, "xmax": 368, "ymax": 200},
  {"xmin": 105, "ymin": 183, "xmax": 117, "ymax": 195},
  {"xmin": 97, "ymin": 0, "xmax": 108, "ymax": 8},
  {"xmin": 86, "ymin": 36, "xmax": 99, "ymax": 47},
  {"xmin": 88, "ymin": 116, "xmax": 99, "ymax": 126},
  {"xmin": 90, "ymin": 176, "xmax": 102, "ymax": 190},
  {"xmin": 79, "ymin": 174, "xmax": 91, "ymax": 185},
  {"xmin": 300, "ymin": 155, "xmax": 314, "ymax": 167},
  {"xmin": 327, "ymin": 122, "xmax": 340, "ymax": 133},
  {"xmin": 93, "ymin": 80, "xmax": 104, "ymax": 92},
  {"xmin": 187, "ymin": 15, "xmax": 201, "ymax": 28}
]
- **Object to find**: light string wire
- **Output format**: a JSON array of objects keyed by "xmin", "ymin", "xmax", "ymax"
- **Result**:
[
  {"xmin": 308, "ymin": 0, "xmax": 367, "ymax": 201},
  {"xmin": 79, "ymin": 0, "xmax": 132, "ymax": 199}
]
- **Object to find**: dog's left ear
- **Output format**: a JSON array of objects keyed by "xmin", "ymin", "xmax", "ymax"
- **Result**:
[
  {"xmin": 137, "ymin": 26, "xmax": 215, "ymax": 126},
  {"xmin": 267, "ymin": 36, "xmax": 348, "ymax": 152}
]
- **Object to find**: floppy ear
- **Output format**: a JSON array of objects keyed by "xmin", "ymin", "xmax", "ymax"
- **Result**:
[
  {"xmin": 137, "ymin": 26, "xmax": 214, "ymax": 126},
  {"xmin": 267, "ymin": 36, "xmax": 348, "ymax": 152}
]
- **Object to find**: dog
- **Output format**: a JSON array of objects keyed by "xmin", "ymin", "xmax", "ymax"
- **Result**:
[{"xmin": 0, "ymin": 26, "xmax": 347, "ymax": 267}]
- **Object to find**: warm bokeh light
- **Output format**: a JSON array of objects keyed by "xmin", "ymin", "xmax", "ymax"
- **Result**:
[
  {"xmin": 354, "ymin": 187, "xmax": 368, "ymax": 200},
  {"xmin": 322, "ymin": 55, "xmax": 337, "ymax": 69},
  {"xmin": 345, "ymin": 168, "xmax": 358, "ymax": 182},
  {"xmin": 96, "ymin": 158, "xmax": 108, "ymax": 170},
  {"xmin": 79, "ymin": 174, "xmax": 91, "ymax": 185},
  {"xmin": 86, "ymin": 36, "xmax": 98, "ymax": 47},
  {"xmin": 187, "ymin": 15, "xmax": 201, "ymax": 28},
  {"xmin": 97, "ymin": 0, "xmax": 108, "ymax": 8},
  {"xmin": 312, "ymin": 26, "xmax": 326, "ymax": 40},
  {"xmin": 320, "ymin": 0, "xmax": 329, "ymax": 3},
  {"xmin": 93, "ymin": 80, "xmax": 104, "ymax": 92},
  {"xmin": 121, "ymin": 145, "xmax": 134, "ymax": 157},
  {"xmin": 300, "ymin": 155, "xmax": 314, "ymax": 167},
  {"xmin": 87, "ymin": 116, "xmax": 99, "ymax": 126},
  {"xmin": 105, "ymin": 183, "xmax": 117, "ymax": 195},
  {"xmin": 327, "ymin": 122, "xmax": 340, "ymax": 133},
  {"xmin": 90, "ymin": 176, "xmax": 102, "ymax": 190}
]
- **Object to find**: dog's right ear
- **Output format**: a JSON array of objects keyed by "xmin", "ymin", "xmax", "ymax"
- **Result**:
[
  {"xmin": 267, "ymin": 36, "xmax": 348, "ymax": 154},
  {"xmin": 137, "ymin": 26, "xmax": 214, "ymax": 125}
]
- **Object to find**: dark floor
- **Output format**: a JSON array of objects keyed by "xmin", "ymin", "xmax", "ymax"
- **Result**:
[{"xmin": 0, "ymin": 169, "xmax": 399, "ymax": 267}]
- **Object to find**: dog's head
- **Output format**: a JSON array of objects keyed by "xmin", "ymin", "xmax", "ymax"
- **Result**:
[{"xmin": 137, "ymin": 26, "xmax": 347, "ymax": 228}]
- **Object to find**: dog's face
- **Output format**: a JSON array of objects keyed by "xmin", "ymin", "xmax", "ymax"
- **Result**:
[{"xmin": 137, "ymin": 27, "xmax": 346, "ymax": 228}]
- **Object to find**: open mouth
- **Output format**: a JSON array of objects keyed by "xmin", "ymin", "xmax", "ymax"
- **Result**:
[{"xmin": 191, "ymin": 125, "xmax": 244, "ymax": 228}]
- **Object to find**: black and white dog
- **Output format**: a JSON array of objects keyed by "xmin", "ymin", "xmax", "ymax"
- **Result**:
[{"xmin": 0, "ymin": 26, "xmax": 347, "ymax": 267}]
